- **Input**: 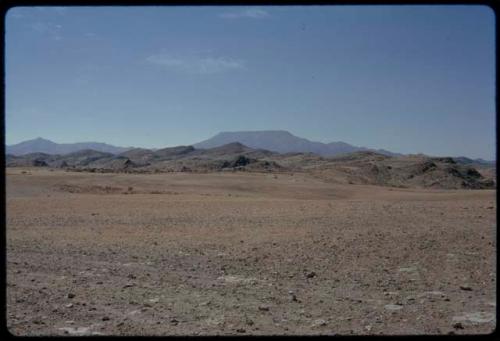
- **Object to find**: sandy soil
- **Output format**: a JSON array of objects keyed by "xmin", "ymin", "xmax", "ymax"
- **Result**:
[{"xmin": 6, "ymin": 167, "xmax": 496, "ymax": 335}]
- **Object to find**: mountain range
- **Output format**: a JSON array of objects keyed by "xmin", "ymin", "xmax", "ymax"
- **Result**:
[
  {"xmin": 6, "ymin": 140, "xmax": 495, "ymax": 190},
  {"xmin": 5, "ymin": 131, "xmax": 494, "ymax": 163},
  {"xmin": 6, "ymin": 137, "xmax": 130, "ymax": 156},
  {"xmin": 193, "ymin": 130, "xmax": 400, "ymax": 157}
]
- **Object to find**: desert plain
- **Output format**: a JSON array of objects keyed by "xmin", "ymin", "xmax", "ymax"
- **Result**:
[{"xmin": 6, "ymin": 167, "xmax": 496, "ymax": 335}]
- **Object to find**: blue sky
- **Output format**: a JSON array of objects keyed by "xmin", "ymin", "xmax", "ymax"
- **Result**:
[{"xmin": 5, "ymin": 5, "xmax": 496, "ymax": 159}]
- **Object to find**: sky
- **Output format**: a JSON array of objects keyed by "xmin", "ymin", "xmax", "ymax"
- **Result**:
[{"xmin": 5, "ymin": 5, "xmax": 496, "ymax": 159}]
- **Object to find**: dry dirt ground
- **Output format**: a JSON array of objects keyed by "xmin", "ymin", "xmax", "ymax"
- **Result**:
[{"xmin": 6, "ymin": 167, "xmax": 497, "ymax": 336}]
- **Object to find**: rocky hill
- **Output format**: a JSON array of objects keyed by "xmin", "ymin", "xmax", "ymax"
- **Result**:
[{"xmin": 6, "ymin": 142, "xmax": 495, "ymax": 190}]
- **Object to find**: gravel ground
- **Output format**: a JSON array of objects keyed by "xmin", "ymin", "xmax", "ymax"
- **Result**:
[{"xmin": 6, "ymin": 168, "xmax": 496, "ymax": 335}]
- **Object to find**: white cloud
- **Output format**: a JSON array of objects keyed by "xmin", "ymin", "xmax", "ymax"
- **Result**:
[
  {"xmin": 32, "ymin": 21, "xmax": 63, "ymax": 41},
  {"xmin": 84, "ymin": 32, "xmax": 97, "ymax": 39},
  {"xmin": 219, "ymin": 8, "xmax": 270, "ymax": 19},
  {"xmin": 145, "ymin": 54, "xmax": 245, "ymax": 74}
]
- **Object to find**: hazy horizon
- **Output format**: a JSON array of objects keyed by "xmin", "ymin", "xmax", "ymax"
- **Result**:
[{"xmin": 6, "ymin": 5, "xmax": 496, "ymax": 159}]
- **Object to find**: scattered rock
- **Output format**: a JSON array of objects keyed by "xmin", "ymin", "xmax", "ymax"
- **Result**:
[
  {"xmin": 236, "ymin": 328, "xmax": 246, "ymax": 333},
  {"xmin": 305, "ymin": 271, "xmax": 316, "ymax": 278},
  {"xmin": 311, "ymin": 319, "xmax": 328, "ymax": 327},
  {"xmin": 67, "ymin": 293, "xmax": 75, "ymax": 299},
  {"xmin": 460, "ymin": 285, "xmax": 472, "ymax": 291},
  {"xmin": 453, "ymin": 322, "xmax": 464, "ymax": 329},
  {"xmin": 258, "ymin": 305, "xmax": 270, "ymax": 312},
  {"xmin": 406, "ymin": 295, "xmax": 416, "ymax": 300},
  {"xmin": 58, "ymin": 326, "xmax": 103, "ymax": 336},
  {"xmin": 102, "ymin": 316, "xmax": 110, "ymax": 321},
  {"xmin": 453, "ymin": 312, "xmax": 494, "ymax": 324},
  {"xmin": 384, "ymin": 304, "xmax": 403, "ymax": 311},
  {"xmin": 148, "ymin": 297, "xmax": 160, "ymax": 304}
]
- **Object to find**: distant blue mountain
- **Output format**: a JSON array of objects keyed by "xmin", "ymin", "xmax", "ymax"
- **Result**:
[
  {"xmin": 6, "ymin": 137, "xmax": 131, "ymax": 156},
  {"xmin": 453, "ymin": 156, "xmax": 496, "ymax": 166},
  {"xmin": 194, "ymin": 130, "xmax": 400, "ymax": 157}
]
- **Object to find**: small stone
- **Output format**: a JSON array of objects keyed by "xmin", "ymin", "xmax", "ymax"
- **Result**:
[
  {"xmin": 453, "ymin": 322, "xmax": 464, "ymax": 329},
  {"xmin": 236, "ymin": 328, "xmax": 246, "ymax": 333},
  {"xmin": 460, "ymin": 285, "xmax": 472, "ymax": 291},
  {"xmin": 258, "ymin": 305, "xmax": 270, "ymax": 311},
  {"xmin": 311, "ymin": 319, "xmax": 328, "ymax": 327},
  {"xmin": 102, "ymin": 316, "xmax": 110, "ymax": 321},
  {"xmin": 67, "ymin": 293, "xmax": 75, "ymax": 299},
  {"xmin": 384, "ymin": 304, "xmax": 403, "ymax": 311},
  {"xmin": 170, "ymin": 318, "xmax": 179, "ymax": 325},
  {"xmin": 306, "ymin": 271, "xmax": 316, "ymax": 278},
  {"xmin": 65, "ymin": 303, "xmax": 73, "ymax": 308}
]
